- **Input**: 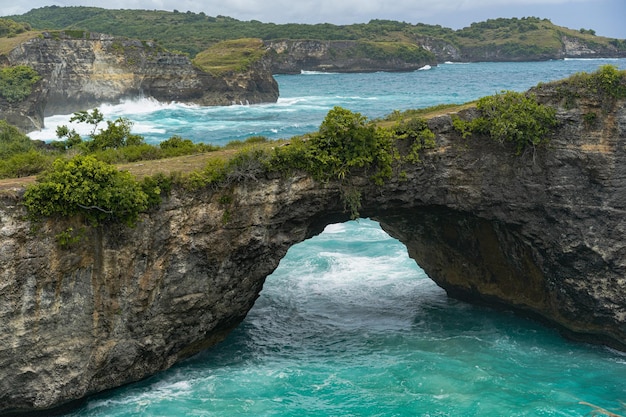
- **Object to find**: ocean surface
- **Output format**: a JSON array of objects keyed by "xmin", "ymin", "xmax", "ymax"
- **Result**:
[{"xmin": 47, "ymin": 59, "xmax": 626, "ymax": 416}]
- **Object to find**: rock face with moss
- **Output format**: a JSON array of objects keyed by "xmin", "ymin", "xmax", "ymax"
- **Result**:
[
  {"xmin": 2, "ymin": 31, "xmax": 278, "ymax": 132},
  {"xmin": 265, "ymin": 39, "xmax": 437, "ymax": 74},
  {"xmin": 1, "ymin": 75, "xmax": 626, "ymax": 415}
]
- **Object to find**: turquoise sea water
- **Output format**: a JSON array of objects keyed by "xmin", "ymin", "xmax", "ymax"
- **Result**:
[
  {"xmin": 31, "ymin": 59, "xmax": 626, "ymax": 146},
  {"xmin": 49, "ymin": 59, "xmax": 626, "ymax": 416}
]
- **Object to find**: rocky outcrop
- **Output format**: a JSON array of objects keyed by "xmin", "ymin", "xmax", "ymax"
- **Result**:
[
  {"xmin": 452, "ymin": 34, "xmax": 626, "ymax": 62},
  {"xmin": 1, "ymin": 88, "xmax": 626, "ymax": 415},
  {"xmin": 265, "ymin": 39, "xmax": 437, "ymax": 74},
  {"xmin": 265, "ymin": 35, "xmax": 626, "ymax": 72},
  {"xmin": 1, "ymin": 32, "xmax": 279, "ymax": 132}
]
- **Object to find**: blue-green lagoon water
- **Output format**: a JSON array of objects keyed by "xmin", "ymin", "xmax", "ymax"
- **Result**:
[{"xmin": 45, "ymin": 59, "xmax": 626, "ymax": 416}]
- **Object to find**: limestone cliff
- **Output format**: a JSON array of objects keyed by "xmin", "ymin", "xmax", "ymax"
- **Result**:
[
  {"xmin": 265, "ymin": 34, "xmax": 626, "ymax": 73},
  {"xmin": 453, "ymin": 33, "xmax": 626, "ymax": 62},
  {"xmin": 265, "ymin": 39, "xmax": 437, "ymax": 74},
  {"xmin": 1, "ymin": 31, "xmax": 279, "ymax": 132},
  {"xmin": 0, "ymin": 86, "xmax": 626, "ymax": 415}
]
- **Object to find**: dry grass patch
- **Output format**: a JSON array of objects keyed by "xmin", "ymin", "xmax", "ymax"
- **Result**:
[
  {"xmin": 193, "ymin": 38, "xmax": 266, "ymax": 75},
  {"xmin": 0, "ymin": 31, "xmax": 41, "ymax": 55}
]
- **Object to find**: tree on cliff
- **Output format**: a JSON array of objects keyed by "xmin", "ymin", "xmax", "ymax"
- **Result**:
[{"xmin": 54, "ymin": 108, "xmax": 145, "ymax": 152}]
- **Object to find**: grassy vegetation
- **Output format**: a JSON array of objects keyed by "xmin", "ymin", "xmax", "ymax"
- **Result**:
[
  {"xmin": 0, "ymin": 65, "xmax": 41, "ymax": 103},
  {"xmin": 545, "ymin": 64, "xmax": 626, "ymax": 109},
  {"xmin": 381, "ymin": 104, "xmax": 472, "ymax": 123},
  {"xmin": 193, "ymin": 38, "xmax": 266, "ymax": 75},
  {"xmin": 0, "ymin": 18, "xmax": 31, "ymax": 37},
  {"xmin": 0, "ymin": 30, "xmax": 39, "ymax": 55},
  {"xmin": 344, "ymin": 40, "xmax": 435, "ymax": 63},
  {"xmin": 452, "ymin": 90, "xmax": 557, "ymax": 154},
  {"xmin": 22, "ymin": 155, "xmax": 155, "ymax": 227}
]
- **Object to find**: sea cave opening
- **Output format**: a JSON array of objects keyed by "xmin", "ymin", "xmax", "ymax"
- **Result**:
[
  {"xmin": 239, "ymin": 216, "xmax": 546, "ymax": 358},
  {"xmin": 173, "ymin": 219, "xmax": 625, "ymax": 416}
]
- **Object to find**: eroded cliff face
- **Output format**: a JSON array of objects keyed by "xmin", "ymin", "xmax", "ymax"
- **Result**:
[
  {"xmin": 265, "ymin": 35, "xmax": 626, "ymax": 73},
  {"xmin": 2, "ymin": 32, "xmax": 279, "ymax": 132},
  {"xmin": 265, "ymin": 39, "xmax": 436, "ymax": 74},
  {"xmin": 0, "ymin": 93, "xmax": 625, "ymax": 415}
]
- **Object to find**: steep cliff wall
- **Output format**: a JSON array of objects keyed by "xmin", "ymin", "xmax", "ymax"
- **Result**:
[
  {"xmin": 265, "ymin": 35, "xmax": 626, "ymax": 73},
  {"xmin": 1, "ymin": 32, "xmax": 279, "ymax": 132},
  {"xmin": 453, "ymin": 33, "xmax": 626, "ymax": 62},
  {"xmin": 0, "ymin": 90, "xmax": 625, "ymax": 415},
  {"xmin": 265, "ymin": 39, "xmax": 437, "ymax": 74}
]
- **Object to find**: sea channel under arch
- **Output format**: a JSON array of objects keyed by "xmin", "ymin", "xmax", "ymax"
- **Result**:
[{"xmin": 59, "ymin": 219, "xmax": 626, "ymax": 417}]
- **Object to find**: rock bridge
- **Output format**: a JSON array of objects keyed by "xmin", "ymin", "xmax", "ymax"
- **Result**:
[{"xmin": 1, "ymin": 96, "xmax": 626, "ymax": 415}]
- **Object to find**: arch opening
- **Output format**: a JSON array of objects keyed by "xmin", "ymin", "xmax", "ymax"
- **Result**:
[{"xmin": 166, "ymin": 218, "xmax": 626, "ymax": 416}]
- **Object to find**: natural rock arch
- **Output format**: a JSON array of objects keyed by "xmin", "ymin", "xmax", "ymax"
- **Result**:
[{"xmin": 1, "ymin": 99, "xmax": 626, "ymax": 415}]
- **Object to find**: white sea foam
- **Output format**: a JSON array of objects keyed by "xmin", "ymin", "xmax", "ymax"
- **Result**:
[
  {"xmin": 564, "ymin": 57, "xmax": 621, "ymax": 61},
  {"xmin": 323, "ymin": 223, "xmax": 346, "ymax": 234},
  {"xmin": 101, "ymin": 97, "xmax": 191, "ymax": 116},
  {"xmin": 28, "ymin": 97, "xmax": 179, "ymax": 142},
  {"xmin": 85, "ymin": 379, "xmax": 193, "ymax": 411},
  {"xmin": 300, "ymin": 70, "xmax": 339, "ymax": 75}
]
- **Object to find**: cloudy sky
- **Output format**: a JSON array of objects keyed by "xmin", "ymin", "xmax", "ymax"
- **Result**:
[{"xmin": 1, "ymin": 0, "xmax": 624, "ymax": 39}]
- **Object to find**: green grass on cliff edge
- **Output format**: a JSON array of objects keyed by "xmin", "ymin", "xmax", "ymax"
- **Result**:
[{"xmin": 193, "ymin": 38, "xmax": 266, "ymax": 75}]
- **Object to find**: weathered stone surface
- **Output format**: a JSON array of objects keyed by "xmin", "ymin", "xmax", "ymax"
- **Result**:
[
  {"xmin": 1, "ymin": 32, "xmax": 278, "ymax": 132},
  {"xmin": 0, "ymin": 91, "xmax": 625, "ymax": 415},
  {"xmin": 265, "ymin": 39, "xmax": 437, "ymax": 74},
  {"xmin": 265, "ymin": 35, "xmax": 626, "ymax": 74}
]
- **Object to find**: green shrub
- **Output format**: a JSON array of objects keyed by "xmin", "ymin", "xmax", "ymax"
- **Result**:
[
  {"xmin": 588, "ymin": 64, "xmax": 626, "ymax": 99},
  {"xmin": 267, "ymin": 138, "xmax": 310, "ymax": 175},
  {"xmin": 63, "ymin": 29, "xmax": 87, "ymax": 39},
  {"xmin": 0, "ymin": 65, "xmax": 41, "ymax": 103},
  {"xmin": 90, "ymin": 144, "xmax": 161, "ymax": 164},
  {"xmin": 55, "ymin": 227, "xmax": 85, "ymax": 249},
  {"xmin": 454, "ymin": 90, "xmax": 557, "ymax": 154},
  {"xmin": 0, "ymin": 150, "xmax": 52, "ymax": 179},
  {"xmin": 183, "ymin": 157, "xmax": 229, "ymax": 189},
  {"xmin": 306, "ymin": 106, "xmax": 377, "ymax": 180},
  {"xmin": 224, "ymin": 146, "xmax": 271, "ymax": 183},
  {"xmin": 268, "ymin": 107, "xmax": 399, "ymax": 186},
  {"xmin": 0, "ymin": 18, "xmax": 30, "ymax": 37},
  {"xmin": 23, "ymin": 155, "xmax": 152, "ymax": 226},
  {"xmin": 392, "ymin": 117, "xmax": 436, "ymax": 163},
  {"xmin": 159, "ymin": 135, "xmax": 219, "ymax": 157},
  {"xmin": 0, "ymin": 119, "xmax": 34, "ymax": 158},
  {"xmin": 55, "ymin": 109, "xmax": 145, "ymax": 152},
  {"xmin": 556, "ymin": 65, "xmax": 626, "ymax": 108},
  {"xmin": 223, "ymin": 139, "xmax": 244, "ymax": 149},
  {"xmin": 583, "ymin": 112, "xmax": 598, "ymax": 128},
  {"xmin": 244, "ymin": 135, "xmax": 269, "ymax": 144},
  {"xmin": 160, "ymin": 135, "xmax": 194, "ymax": 150},
  {"xmin": 140, "ymin": 173, "xmax": 172, "ymax": 207}
]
